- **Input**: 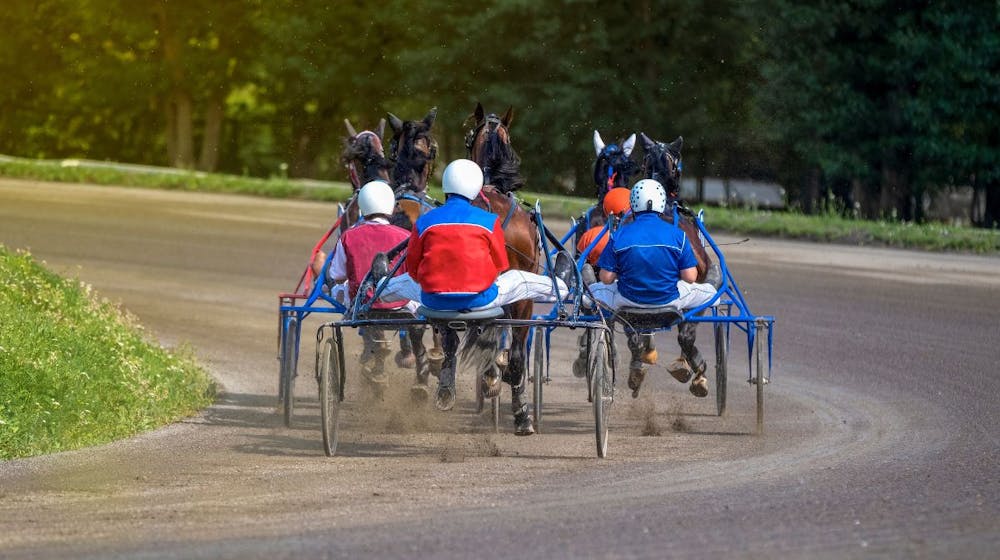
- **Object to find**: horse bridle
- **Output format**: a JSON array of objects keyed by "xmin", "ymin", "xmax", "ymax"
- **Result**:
[
  {"xmin": 646, "ymin": 143, "xmax": 683, "ymax": 198},
  {"xmin": 465, "ymin": 113, "xmax": 504, "ymax": 185},
  {"xmin": 345, "ymin": 131, "xmax": 386, "ymax": 190}
]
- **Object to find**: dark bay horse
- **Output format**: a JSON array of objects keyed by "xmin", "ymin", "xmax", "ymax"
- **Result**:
[
  {"xmin": 337, "ymin": 118, "xmax": 428, "ymax": 372},
  {"xmin": 386, "ymin": 108, "xmax": 439, "ymax": 230},
  {"xmin": 465, "ymin": 103, "xmax": 542, "ymax": 432},
  {"xmin": 639, "ymin": 132, "xmax": 721, "ymax": 378}
]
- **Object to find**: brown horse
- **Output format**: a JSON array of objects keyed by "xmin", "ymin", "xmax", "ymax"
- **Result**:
[
  {"xmin": 638, "ymin": 132, "xmax": 721, "ymax": 378},
  {"xmin": 465, "ymin": 103, "xmax": 541, "ymax": 432}
]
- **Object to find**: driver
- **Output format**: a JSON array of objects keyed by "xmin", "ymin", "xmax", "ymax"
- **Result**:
[
  {"xmin": 378, "ymin": 159, "xmax": 574, "ymax": 423},
  {"xmin": 587, "ymin": 179, "xmax": 717, "ymax": 398}
]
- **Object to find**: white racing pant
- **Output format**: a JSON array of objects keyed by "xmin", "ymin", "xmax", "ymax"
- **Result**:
[
  {"xmin": 589, "ymin": 280, "xmax": 717, "ymax": 311},
  {"xmin": 381, "ymin": 271, "xmax": 567, "ymax": 311}
]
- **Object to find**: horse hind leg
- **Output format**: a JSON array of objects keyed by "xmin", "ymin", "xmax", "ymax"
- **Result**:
[
  {"xmin": 508, "ymin": 327, "xmax": 534, "ymax": 436},
  {"xmin": 434, "ymin": 328, "xmax": 460, "ymax": 411},
  {"xmin": 677, "ymin": 321, "xmax": 709, "ymax": 397}
]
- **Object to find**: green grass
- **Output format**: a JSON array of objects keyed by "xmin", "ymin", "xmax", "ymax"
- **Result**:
[
  {"xmin": 2, "ymin": 156, "xmax": 997, "ymax": 253},
  {"xmin": 702, "ymin": 206, "xmax": 1000, "ymax": 253},
  {"xmin": 0, "ymin": 246, "xmax": 216, "ymax": 460}
]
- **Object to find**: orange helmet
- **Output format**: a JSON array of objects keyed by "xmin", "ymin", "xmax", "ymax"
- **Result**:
[{"xmin": 603, "ymin": 187, "xmax": 631, "ymax": 216}]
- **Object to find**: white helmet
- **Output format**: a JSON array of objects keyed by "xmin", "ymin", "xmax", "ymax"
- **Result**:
[
  {"xmin": 442, "ymin": 159, "xmax": 484, "ymax": 200},
  {"xmin": 357, "ymin": 180, "xmax": 396, "ymax": 217},
  {"xmin": 630, "ymin": 179, "xmax": 668, "ymax": 214}
]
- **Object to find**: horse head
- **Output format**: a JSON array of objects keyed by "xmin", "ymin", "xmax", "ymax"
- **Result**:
[
  {"xmin": 341, "ymin": 118, "xmax": 390, "ymax": 191},
  {"xmin": 387, "ymin": 107, "xmax": 438, "ymax": 194},
  {"xmin": 466, "ymin": 102, "xmax": 524, "ymax": 193},
  {"xmin": 592, "ymin": 130, "xmax": 638, "ymax": 203},
  {"xmin": 639, "ymin": 132, "xmax": 684, "ymax": 200}
]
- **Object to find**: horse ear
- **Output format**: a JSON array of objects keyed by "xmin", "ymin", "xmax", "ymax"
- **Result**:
[
  {"xmin": 593, "ymin": 130, "xmax": 605, "ymax": 156},
  {"xmin": 640, "ymin": 132, "xmax": 655, "ymax": 151},
  {"xmin": 668, "ymin": 136, "xmax": 684, "ymax": 155},
  {"xmin": 475, "ymin": 102, "xmax": 485, "ymax": 124},
  {"xmin": 501, "ymin": 106, "xmax": 514, "ymax": 128},
  {"xmin": 423, "ymin": 107, "xmax": 437, "ymax": 128},
  {"xmin": 376, "ymin": 118, "xmax": 386, "ymax": 139},
  {"xmin": 344, "ymin": 119, "xmax": 358, "ymax": 138},
  {"xmin": 387, "ymin": 113, "xmax": 403, "ymax": 134},
  {"xmin": 622, "ymin": 133, "xmax": 636, "ymax": 157}
]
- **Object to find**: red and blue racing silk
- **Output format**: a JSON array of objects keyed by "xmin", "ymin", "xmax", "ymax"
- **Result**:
[
  {"xmin": 341, "ymin": 221, "xmax": 411, "ymax": 309},
  {"xmin": 596, "ymin": 212, "xmax": 697, "ymax": 305},
  {"xmin": 406, "ymin": 196, "xmax": 509, "ymax": 310}
]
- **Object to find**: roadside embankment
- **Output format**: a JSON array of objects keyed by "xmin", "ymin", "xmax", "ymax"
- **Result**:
[{"xmin": 0, "ymin": 246, "xmax": 215, "ymax": 460}]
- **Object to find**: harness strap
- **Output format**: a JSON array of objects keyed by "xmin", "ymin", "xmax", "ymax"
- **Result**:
[{"xmin": 500, "ymin": 192, "xmax": 518, "ymax": 229}]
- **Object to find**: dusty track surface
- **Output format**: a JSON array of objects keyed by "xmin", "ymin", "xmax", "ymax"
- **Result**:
[{"xmin": 1, "ymin": 179, "xmax": 998, "ymax": 558}]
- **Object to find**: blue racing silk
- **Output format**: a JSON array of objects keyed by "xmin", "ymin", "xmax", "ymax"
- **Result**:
[{"xmin": 596, "ymin": 211, "xmax": 697, "ymax": 305}]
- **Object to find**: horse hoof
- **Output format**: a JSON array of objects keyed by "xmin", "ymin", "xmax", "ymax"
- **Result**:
[
  {"xmin": 435, "ymin": 386, "xmax": 456, "ymax": 411},
  {"xmin": 396, "ymin": 350, "xmax": 416, "ymax": 369},
  {"xmin": 514, "ymin": 411, "xmax": 535, "ymax": 436},
  {"xmin": 481, "ymin": 374, "xmax": 502, "ymax": 399},
  {"xmin": 410, "ymin": 384, "xmax": 430, "ymax": 402},
  {"xmin": 641, "ymin": 348, "xmax": 658, "ymax": 365},
  {"xmin": 666, "ymin": 357, "xmax": 693, "ymax": 383},
  {"xmin": 494, "ymin": 349, "xmax": 510, "ymax": 369},
  {"xmin": 572, "ymin": 355, "xmax": 587, "ymax": 378},
  {"xmin": 690, "ymin": 374, "xmax": 709, "ymax": 398}
]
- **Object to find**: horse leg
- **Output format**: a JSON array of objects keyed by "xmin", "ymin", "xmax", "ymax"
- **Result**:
[
  {"xmin": 677, "ymin": 321, "xmax": 709, "ymax": 397},
  {"xmin": 626, "ymin": 333, "xmax": 653, "ymax": 398},
  {"xmin": 434, "ymin": 327, "xmax": 460, "ymax": 411},
  {"xmin": 395, "ymin": 330, "xmax": 416, "ymax": 369},
  {"xmin": 407, "ymin": 325, "xmax": 430, "ymax": 401},
  {"xmin": 508, "ymin": 325, "xmax": 534, "ymax": 436}
]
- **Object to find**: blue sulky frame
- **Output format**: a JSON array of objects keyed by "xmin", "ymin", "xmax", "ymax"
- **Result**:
[
  {"xmin": 531, "ymin": 201, "xmax": 775, "ymax": 435},
  {"xmin": 276, "ymin": 205, "xmax": 352, "ymax": 429}
]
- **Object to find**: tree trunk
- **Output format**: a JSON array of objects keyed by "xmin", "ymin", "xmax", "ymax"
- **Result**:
[
  {"xmin": 171, "ymin": 91, "xmax": 194, "ymax": 169},
  {"xmin": 801, "ymin": 167, "xmax": 821, "ymax": 214},
  {"xmin": 984, "ymin": 179, "xmax": 1000, "ymax": 229},
  {"xmin": 155, "ymin": 5, "xmax": 194, "ymax": 169},
  {"xmin": 696, "ymin": 176, "xmax": 705, "ymax": 204},
  {"xmin": 198, "ymin": 98, "xmax": 224, "ymax": 172}
]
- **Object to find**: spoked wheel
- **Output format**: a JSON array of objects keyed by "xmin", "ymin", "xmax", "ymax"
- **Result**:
[
  {"xmin": 532, "ymin": 327, "xmax": 545, "ymax": 432},
  {"xmin": 754, "ymin": 320, "xmax": 765, "ymax": 435},
  {"xmin": 714, "ymin": 321, "xmax": 728, "ymax": 417},
  {"xmin": 589, "ymin": 329, "xmax": 614, "ymax": 458},
  {"xmin": 319, "ymin": 331, "xmax": 345, "ymax": 456},
  {"xmin": 280, "ymin": 315, "xmax": 299, "ymax": 427},
  {"xmin": 584, "ymin": 329, "xmax": 595, "ymax": 403},
  {"xmin": 491, "ymin": 395, "xmax": 500, "ymax": 433}
]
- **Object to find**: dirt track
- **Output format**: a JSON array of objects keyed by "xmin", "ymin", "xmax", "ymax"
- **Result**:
[{"xmin": 1, "ymin": 179, "xmax": 998, "ymax": 559}]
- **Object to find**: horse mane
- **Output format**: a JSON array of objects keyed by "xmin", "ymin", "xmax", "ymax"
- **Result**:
[{"xmin": 390, "ymin": 126, "xmax": 436, "ymax": 191}]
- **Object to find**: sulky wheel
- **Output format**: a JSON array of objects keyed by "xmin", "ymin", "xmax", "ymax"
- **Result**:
[
  {"xmin": 319, "ymin": 334, "xmax": 345, "ymax": 456},
  {"xmin": 714, "ymin": 321, "xmax": 729, "ymax": 417},
  {"xmin": 280, "ymin": 315, "xmax": 299, "ymax": 428},
  {"xmin": 589, "ymin": 329, "xmax": 614, "ymax": 458},
  {"xmin": 532, "ymin": 327, "xmax": 545, "ymax": 432}
]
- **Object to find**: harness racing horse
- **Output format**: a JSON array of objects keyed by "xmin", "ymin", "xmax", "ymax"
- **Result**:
[
  {"xmin": 464, "ymin": 102, "xmax": 542, "ymax": 433},
  {"xmin": 638, "ymin": 132, "xmax": 721, "ymax": 381},
  {"xmin": 577, "ymin": 130, "xmax": 639, "ymax": 236},
  {"xmin": 338, "ymin": 118, "xmax": 430, "ymax": 376},
  {"xmin": 386, "ymin": 108, "xmax": 439, "ymax": 231}
]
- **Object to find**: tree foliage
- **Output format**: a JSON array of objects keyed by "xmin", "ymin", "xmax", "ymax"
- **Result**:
[{"xmin": 2, "ymin": 1, "xmax": 996, "ymax": 225}]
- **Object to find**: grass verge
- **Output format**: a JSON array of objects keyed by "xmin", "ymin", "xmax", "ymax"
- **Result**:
[
  {"xmin": 1, "ymin": 156, "xmax": 997, "ymax": 253},
  {"xmin": 0, "ymin": 246, "xmax": 216, "ymax": 460}
]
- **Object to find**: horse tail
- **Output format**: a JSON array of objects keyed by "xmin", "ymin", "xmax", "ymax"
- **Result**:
[{"xmin": 457, "ymin": 324, "xmax": 503, "ymax": 374}]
